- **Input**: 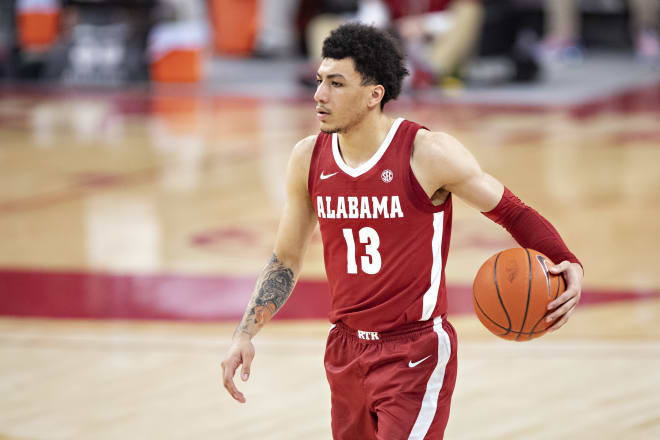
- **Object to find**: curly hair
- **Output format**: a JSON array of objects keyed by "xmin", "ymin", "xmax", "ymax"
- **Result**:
[{"xmin": 322, "ymin": 23, "xmax": 409, "ymax": 109}]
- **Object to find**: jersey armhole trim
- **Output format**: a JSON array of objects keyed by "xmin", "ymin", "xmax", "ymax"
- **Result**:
[
  {"xmin": 307, "ymin": 133, "xmax": 327, "ymax": 199},
  {"xmin": 405, "ymin": 128, "xmax": 451, "ymax": 214}
]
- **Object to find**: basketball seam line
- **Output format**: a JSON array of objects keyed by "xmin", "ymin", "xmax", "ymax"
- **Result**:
[
  {"xmin": 493, "ymin": 252, "xmax": 512, "ymax": 335},
  {"xmin": 472, "ymin": 295, "xmax": 549, "ymax": 335},
  {"xmin": 516, "ymin": 249, "xmax": 533, "ymax": 341},
  {"xmin": 472, "ymin": 295, "xmax": 515, "ymax": 335},
  {"xmin": 530, "ymin": 275, "xmax": 562, "ymax": 338},
  {"xmin": 528, "ymin": 275, "xmax": 563, "ymax": 337},
  {"xmin": 528, "ymin": 255, "xmax": 552, "ymax": 339},
  {"xmin": 528, "ymin": 312, "xmax": 551, "ymax": 338}
]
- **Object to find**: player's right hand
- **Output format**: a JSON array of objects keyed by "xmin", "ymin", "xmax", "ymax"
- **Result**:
[{"xmin": 221, "ymin": 335, "xmax": 255, "ymax": 404}]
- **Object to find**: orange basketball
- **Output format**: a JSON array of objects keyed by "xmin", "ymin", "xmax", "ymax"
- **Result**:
[{"xmin": 472, "ymin": 248, "xmax": 566, "ymax": 341}]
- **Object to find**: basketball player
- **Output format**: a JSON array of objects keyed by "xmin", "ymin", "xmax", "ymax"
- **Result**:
[{"xmin": 221, "ymin": 23, "xmax": 584, "ymax": 439}]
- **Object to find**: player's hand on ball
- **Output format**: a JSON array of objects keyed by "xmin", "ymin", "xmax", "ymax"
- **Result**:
[
  {"xmin": 546, "ymin": 262, "xmax": 584, "ymax": 332},
  {"xmin": 221, "ymin": 335, "xmax": 255, "ymax": 403}
]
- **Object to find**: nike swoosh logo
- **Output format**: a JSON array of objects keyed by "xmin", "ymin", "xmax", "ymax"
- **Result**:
[
  {"xmin": 408, "ymin": 355, "xmax": 432, "ymax": 368},
  {"xmin": 320, "ymin": 171, "xmax": 338, "ymax": 180}
]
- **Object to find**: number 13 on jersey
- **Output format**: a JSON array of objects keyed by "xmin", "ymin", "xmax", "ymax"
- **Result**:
[{"xmin": 342, "ymin": 227, "xmax": 381, "ymax": 274}]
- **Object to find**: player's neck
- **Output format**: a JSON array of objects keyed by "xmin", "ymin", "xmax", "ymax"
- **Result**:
[{"xmin": 337, "ymin": 112, "xmax": 395, "ymax": 169}]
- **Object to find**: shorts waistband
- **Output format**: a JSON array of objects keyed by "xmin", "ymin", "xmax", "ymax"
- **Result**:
[{"xmin": 333, "ymin": 317, "xmax": 443, "ymax": 342}]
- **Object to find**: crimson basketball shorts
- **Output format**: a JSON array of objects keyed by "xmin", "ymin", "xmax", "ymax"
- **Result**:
[{"xmin": 324, "ymin": 316, "xmax": 458, "ymax": 440}]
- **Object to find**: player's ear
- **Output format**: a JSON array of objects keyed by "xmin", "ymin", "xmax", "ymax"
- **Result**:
[{"xmin": 368, "ymin": 85, "xmax": 385, "ymax": 109}]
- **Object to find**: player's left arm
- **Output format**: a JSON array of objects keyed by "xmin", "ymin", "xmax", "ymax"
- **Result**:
[{"xmin": 412, "ymin": 130, "xmax": 583, "ymax": 331}]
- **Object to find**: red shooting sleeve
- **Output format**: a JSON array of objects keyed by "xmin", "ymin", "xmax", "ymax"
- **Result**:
[{"xmin": 482, "ymin": 187, "xmax": 582, "ymax": 270}]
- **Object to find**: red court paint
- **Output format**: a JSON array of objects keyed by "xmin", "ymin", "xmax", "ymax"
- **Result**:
[{"xmin": 0, "ymin": 269, "xmax": 657, "ymax": 322}]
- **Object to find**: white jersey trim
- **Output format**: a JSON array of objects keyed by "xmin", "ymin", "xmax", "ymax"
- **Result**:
[
  {"xmin": 420, "ymin": 211, "xmax": 444, "ymax": 321},
  {"xmin": 408, "ymin": 316, "xmax": 451, "ymax": 440},
  {"xmin": 331, "ymin": 117, "xmax": 404, "ymax": 178}
]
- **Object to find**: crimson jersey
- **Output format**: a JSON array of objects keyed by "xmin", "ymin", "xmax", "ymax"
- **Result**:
[{"xmin": 308, "ymin": 118, "xmax": 452, "ymax": 331}]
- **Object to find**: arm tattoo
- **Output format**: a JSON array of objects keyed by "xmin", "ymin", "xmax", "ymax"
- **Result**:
[{"xmin": 235, "ymin": 254, "xmax": 295, "ymax": 338}]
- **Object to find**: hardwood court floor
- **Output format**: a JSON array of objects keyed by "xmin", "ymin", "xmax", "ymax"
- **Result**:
[
  {"xmin": 0, "ymin": 81, "xmax": 660, "ymax": 439},
  {"xmin": 2, "ymin": 299, "xmax": 660, "ymax": 440}
]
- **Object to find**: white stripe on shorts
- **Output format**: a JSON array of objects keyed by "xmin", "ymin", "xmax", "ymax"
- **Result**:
[{"xmin": 408, "ymin": 316, "xmax": 451, "ymax": 439}]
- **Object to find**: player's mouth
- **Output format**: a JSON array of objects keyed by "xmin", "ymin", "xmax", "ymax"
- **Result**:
[{"xmin": 316, "ymin": 107, "xmax": 330, "ymax": 121}]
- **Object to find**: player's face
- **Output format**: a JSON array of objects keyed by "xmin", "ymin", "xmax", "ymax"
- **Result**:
[{"xmin": 314, "ymin": 58, "xmax": 375, "ymax": 133}]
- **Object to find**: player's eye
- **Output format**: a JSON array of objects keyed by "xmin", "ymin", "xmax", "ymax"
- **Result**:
[
  {"xmin": 332, "ymin": 82, "xmax": 342, "ymax": 87},
  {"xmin": 316, "ymin": 78, "xmax": 322, "ymax": 85}
]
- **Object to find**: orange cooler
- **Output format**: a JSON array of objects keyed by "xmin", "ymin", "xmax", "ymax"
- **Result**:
[
  {"xmin": 148, "ymin": 21, "xmax": 207, "ymax": 83},
  {"xmin": 17, "ymin": 0, "xmax": 60, "ymax": 48},
  {"xmin": 208, "ymin": 0, "xmax": 258, "ymax": 56}
]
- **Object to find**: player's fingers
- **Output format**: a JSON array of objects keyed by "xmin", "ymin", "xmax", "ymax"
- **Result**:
[
  {"xmin": 221, "ymin": 360, "xmax": 237, "ymax": 394},
  {"xmin": 241, "ymin": 350, "xmax": 254, "ymax": 382},
  {"xmin": 546, "ymin": 296, "xmax": 578, "ymax": 323},
  {"xmin": 547, "ymin": 314, "xmax": 568, "ymax": 332},
  {"xmin": 547, "ymin": 307, "xmax": 576, "ymax": 332},
  {"xmin": 222, "ymin": 359, "xmax": 246, "ymax": 403},
  {"xmin": 548, "ymin": 261, "xmax": 570, "ymax": 274},
  {"xmin": 547, "ymin": 284, "xmax": 579, "ymax": 310},
  {"xmin": 548, "ymin": 268, "xmax": 582, "ymax": 310},
  {"xmin": 224, "ymin": 376, "xmax": 246, "ymax": 403}
]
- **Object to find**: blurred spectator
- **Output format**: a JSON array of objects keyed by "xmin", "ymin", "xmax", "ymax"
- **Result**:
[
  {"xmin": 385, "ymin": 0, "xmax": 484, "ymax": 88},
  {"xmin": 539, "ymin": 0, "xmax": 660, "ymax": 64},
  {"xmin": 305, "ymin": 0, "xmax": 389, "ymax": 64},
  {"xmin": 298, "ymin": 0, "xmax": 389, "ymax": 85},
  {"xmin": 254, "ymin": 0, "xmax": 302, "ymax": 57},
  {"xmin": 0, "ymin": 1, "xmax": 13, "ymax": 78},
  {"xmin": 298, "ymin": 0, "xmax": 484, "ymax": 90},
  {"xmin": 464, "ymin": 0, "xmax": 542, "ymax": 85}
]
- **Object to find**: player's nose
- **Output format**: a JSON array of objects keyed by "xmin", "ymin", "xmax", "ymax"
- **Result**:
[{"xmin": 314, "ymin": 82, "xmax": 328, "ymax": 104}]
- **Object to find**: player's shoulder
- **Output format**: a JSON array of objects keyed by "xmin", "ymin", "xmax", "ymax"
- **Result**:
[
  {"xmin": 291, "ymin": 134, "xmax": 318, "ymax": 164},
  {"xmin": 413, "ymin": 129, "xmax": 470, "ymax": 164},
  {"xmin": 286, "ymin": 135, "xmax": 318, "ymax": 184},
  {"xmin": 411, "ymin": 128, "xmax": 480, "ymax": 187}
]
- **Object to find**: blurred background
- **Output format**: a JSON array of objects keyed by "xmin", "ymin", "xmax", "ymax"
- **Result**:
[
  {"xmin": 2, "ymin": 0, "xmax": 659, "ymax": 92},
  {"xmin": 0, "ymin": 1, "xmax": 659, "ymax": 439}
]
